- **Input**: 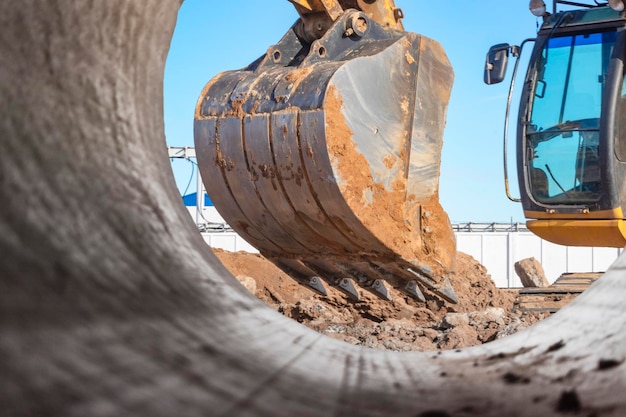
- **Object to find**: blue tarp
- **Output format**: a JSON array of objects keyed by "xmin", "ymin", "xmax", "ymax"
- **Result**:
[{"xmin": 182, "ymin": 192, "xmax": 213, "ymax": 207}]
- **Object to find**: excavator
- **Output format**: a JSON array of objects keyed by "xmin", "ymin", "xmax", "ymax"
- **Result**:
[
  {"xmin": 486, "ymin": 0, "xmax": 626, "ymax": 248},
  {"xmin": 194, "ymin": 0, "xmax": 626, "ymax": 305},
  {"xmin": 483, "ymin": 0, "xmax": 626, "ymax": 311}
]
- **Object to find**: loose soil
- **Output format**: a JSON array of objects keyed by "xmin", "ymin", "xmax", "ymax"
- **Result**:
[{"xmin": 212, "ymin": 248, "xmax": 547, "ymax": 352}]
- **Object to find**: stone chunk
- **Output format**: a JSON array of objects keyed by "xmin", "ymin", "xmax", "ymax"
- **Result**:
[
  {"xmin": 236, "ymin": 275, "xmax": 257, "ymax": 294},
  {"xmin": 441, "ymin": 312, "xmax": 470, "ymax": 329},
  {"xmin": 514, "ymin": 257, "xmax": 550, "ymax": 288}
]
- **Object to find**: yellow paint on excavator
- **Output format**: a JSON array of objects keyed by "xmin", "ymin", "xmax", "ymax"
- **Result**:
[
  {"xmin": 289, "ymin": 0, "xmax": 404, "ymax": 30},
  {"xmin": 527, "ymin": 218, "xmax": 626, "ymax": 247}
]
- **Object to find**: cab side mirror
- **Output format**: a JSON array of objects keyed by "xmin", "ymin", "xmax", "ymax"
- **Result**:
[{"xmin": 484, "ymin": 43, "xmax": 512, "ymax": 85}]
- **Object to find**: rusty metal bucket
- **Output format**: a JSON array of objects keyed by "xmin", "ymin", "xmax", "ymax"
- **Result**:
[{"xmin": 194, "ymin": 10, "xmax": 457, "ymax": 303}]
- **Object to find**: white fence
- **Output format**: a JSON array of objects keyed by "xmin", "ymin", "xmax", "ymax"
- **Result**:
[
  {"xmin": 202, "ymin": 232, "xmax": 258, "ymax": 253},
  {"xmin": 194, "ymin": 207, "xmax": 621, "ymax": 288},
  {"xmin": 456, "ymin": 232, "xmax": 621, "ymax": 287}
]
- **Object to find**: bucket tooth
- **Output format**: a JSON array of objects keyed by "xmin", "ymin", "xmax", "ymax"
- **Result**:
[
  {"xmin": 416, "ymin": 264, "xmax": 434, "ymax": 279},
  {"xmin": 407, "ymin": 268, "xmax": 458, "ymax": 304},
  {"xmin": 338, "ymin": 278, "xmax": 360, "ymax": 300},
  {"xmin": 307, "ymin": 276, "xmax": 328, "ymax": 296},
  {"xmin": 277, "ymin": 259, "xmax": 329, "ymax": 296},
  {"xmin": 370, "ymin": 279, "xmax": 392, "ymax": 301},
  {"xmin": 437, "ymin": 278, "xmax": 459, "ymax": 304},
  {"xmin": 404, "ymin": 280, "xmax": 426, "ymax": 302}
]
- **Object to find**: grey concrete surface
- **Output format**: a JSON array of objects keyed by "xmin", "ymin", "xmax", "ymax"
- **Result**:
[{"xmin": 0, "ymin": 1, "xmax": 624, "ymax": 416}]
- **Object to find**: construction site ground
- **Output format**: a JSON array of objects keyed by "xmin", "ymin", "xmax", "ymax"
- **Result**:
[{"xmin": 212, "ymin": 249, "xmax": 550, "ymax": 352}]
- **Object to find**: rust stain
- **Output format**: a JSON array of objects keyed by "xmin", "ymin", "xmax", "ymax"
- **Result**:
[
  {"xmin": 230, "ymin": 100, "xmax": 246, "ymax": 118},
  {"xmin": 284, "ymin": 66, "xmax": 314, "ymax": 83},
  {"xmin": 400, "ymin": 98, "xmax": 409, "ymax": 116},
  {"xmin": 383, "ymin": 155, "xmax": 396, "ymax": 169},
  {"xmin": 405, "ymin": 50, "xmax": 415, "ymax": 65},
  {"xmin": 195, "ymin": 72, "xmax": 226, "ymax": 119}
]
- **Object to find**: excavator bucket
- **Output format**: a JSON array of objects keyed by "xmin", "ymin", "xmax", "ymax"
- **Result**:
[{"xmin": 194, "ymin": 6, "xmax": 458, "ymax": 304}]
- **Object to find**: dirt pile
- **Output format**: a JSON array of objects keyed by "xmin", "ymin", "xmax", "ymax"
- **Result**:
[{"xmin": 212, "ymin": 249, "xmax": 547, "ymax": 351}]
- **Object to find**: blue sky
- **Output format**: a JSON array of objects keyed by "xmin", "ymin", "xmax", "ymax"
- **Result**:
[{"xmin": 164, "ymin": 1, "xmax": 541, "ymax": 223}]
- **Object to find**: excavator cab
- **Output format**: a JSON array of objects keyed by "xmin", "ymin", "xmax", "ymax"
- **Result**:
[
  {"xmin": 194, "ymin": 1, "xmax": 459, "ymax": 303},
  {"xmin": 486, "ymin": 1, "xmax": 626, "ymax": 247}
]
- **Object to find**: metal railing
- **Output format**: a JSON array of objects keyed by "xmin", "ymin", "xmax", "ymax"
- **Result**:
[{"xmin": 452, "ymin": 222, "xmax": 529, "ymax": 233}]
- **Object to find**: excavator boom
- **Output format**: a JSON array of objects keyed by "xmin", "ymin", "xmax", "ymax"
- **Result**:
[{"xmin": 194, "ymin": 1, "xmax": 458, "ymax": 303}]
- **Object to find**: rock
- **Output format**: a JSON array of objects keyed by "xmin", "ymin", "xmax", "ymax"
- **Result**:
[
  {"xmin": 421, "ymin": 328, "xmax": 440, "ymax": 341},
  {"xmin": 441, "ymin": 313, "xmax": 470, "ymax": 329},
  {"xmin": 514, "ymin": 257, "xmax": 550, "ymax": 288},
  {"xmin": 438, "ymin": 324, "xmax": 480, "ymax": 350},
  {"xmin": 326, "ymin": 334, "xmax": 360, "ymax": 345},
  {"xmin": 236, "ymin": 275, "xmax": 257, "ymax": 294},
  {"xmin": 469, "ymin": 307, "xmax": 506, "ymax": 327},
  {"xmin": 283, "ymin": 300, "xmax": 328, "ymax": 321}
]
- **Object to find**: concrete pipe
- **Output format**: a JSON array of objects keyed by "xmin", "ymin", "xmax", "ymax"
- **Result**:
[{"xmin": 0, "ymin": 1, "xmax": 624, "ymax": 416}]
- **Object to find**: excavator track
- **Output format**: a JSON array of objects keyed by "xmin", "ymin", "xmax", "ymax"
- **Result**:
[
  {"xmin": 194, "ymin": 3, "xmax": 458, "ymax": 304},
  {"xmin": 513, "ymin": 272, "xmax": 602, "ymax": 314}
]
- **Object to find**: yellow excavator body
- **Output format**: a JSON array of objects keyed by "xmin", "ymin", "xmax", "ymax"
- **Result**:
[
  {"xmin": 526, "ymin": 219, "xmax": 626, "ymax": 247},
  {"xmin": 486, "ymin": 4, "xmax": 626, "ymax": 250}
]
